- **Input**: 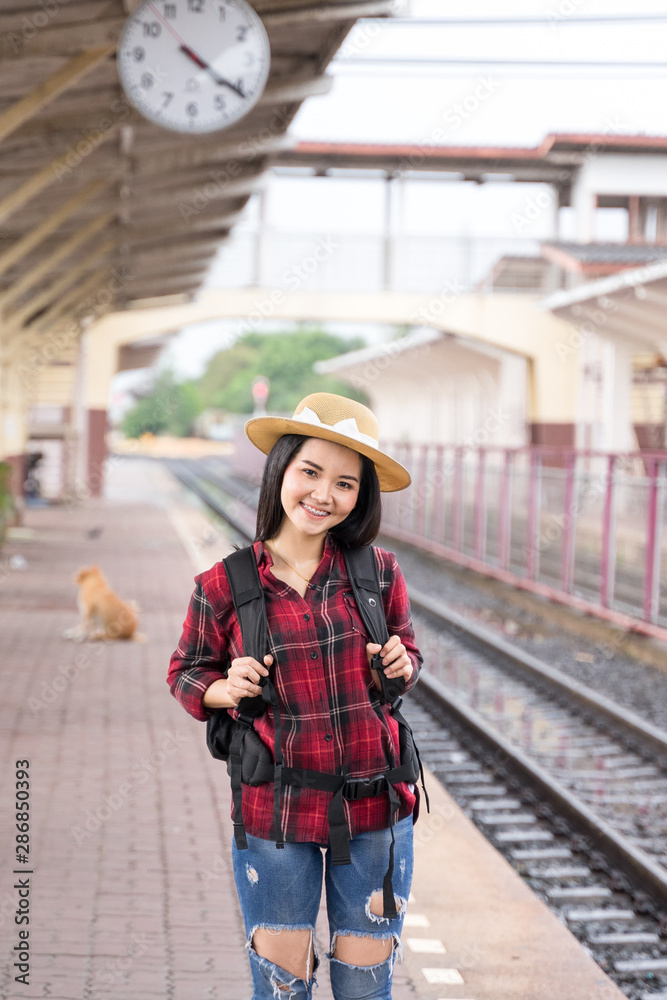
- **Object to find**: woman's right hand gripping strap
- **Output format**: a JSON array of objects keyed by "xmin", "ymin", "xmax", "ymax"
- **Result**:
[{"xmin": 223, "ymin": 546, "xmax": 272, "ymax": 718}]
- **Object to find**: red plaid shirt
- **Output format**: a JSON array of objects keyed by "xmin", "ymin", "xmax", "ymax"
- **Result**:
[{"xmin": 167, "ymin": 534, "xmax": 423, "ymax": 845}]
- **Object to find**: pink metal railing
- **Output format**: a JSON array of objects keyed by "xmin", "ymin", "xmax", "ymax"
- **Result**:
[
  {"xmin": 231, "ymin": 432, "xmax": 667, "ymax": 642},
  {"xmin": 381, "ymin": 443, "xmax": 667, "ymax": 643}
]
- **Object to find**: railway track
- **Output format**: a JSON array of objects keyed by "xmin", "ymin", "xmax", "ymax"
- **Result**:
[{"xmin": 165, "ymin": 456, "xmax": 667, "ymax": 999}]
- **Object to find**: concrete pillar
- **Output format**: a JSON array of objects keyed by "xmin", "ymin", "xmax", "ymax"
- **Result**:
[
  {"xmin": 82, "ymin": 326, "xmax": 118, "ymax": 498},
  {"xmin": 253, "ymin": 188, "xmax": 269, "ymax": 287},
  {"xmin": 498, "ymin": 353, "xmax": 528, "ymax": 446},
  {"xmin": 601, "ymin": 338, "xmax": 635, "ymax": 452},
  {"xmin": 0, "ymin": 344, "xmax": 30, "ymax": 498},
  {"xmin": 573, "ymin": 187, "xmax": 597, "ymax": 242},
  {"xmin": 86, "ymin": 409, "xmax": 108, "ymax": 497},
  {"xmin": 382, "ymin": 174, "xmax": 393, "ymax": 291}
]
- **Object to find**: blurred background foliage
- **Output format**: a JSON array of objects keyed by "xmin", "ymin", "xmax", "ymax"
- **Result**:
[{"xmin": 121, "ymin": 328, "xmax": 368, "ymax": 438}]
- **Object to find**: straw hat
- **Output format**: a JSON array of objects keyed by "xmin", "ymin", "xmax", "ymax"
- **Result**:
[{"xmin": 245, "ymin": 392, "xmax": 411, "ymax": 492}]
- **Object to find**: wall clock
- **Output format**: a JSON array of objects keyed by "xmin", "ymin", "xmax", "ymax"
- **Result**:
[{"xmin": 117, "ymin": 0, "xmax": 271, "ymax": 134}]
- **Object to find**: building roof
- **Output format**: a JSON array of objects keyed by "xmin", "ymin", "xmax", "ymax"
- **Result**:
[
  {"xmin": 314, "ymin": 326, "xmax": 443, "ymax": 374},
  {"xmin": 540, "ymin": 256, "xmax": 667, "ymax": 354},
  {"xmin": 275, "ymin": 132, "xmax": 667, "ymax": 187},
  {"xmin": 543, "ymin": 242, "xmax": 667, "ymax": 266}
]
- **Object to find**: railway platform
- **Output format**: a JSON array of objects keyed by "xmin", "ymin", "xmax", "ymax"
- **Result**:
[{"xmin": 0, "ymin": 455, "xmax": 627, "ymax": 1000}]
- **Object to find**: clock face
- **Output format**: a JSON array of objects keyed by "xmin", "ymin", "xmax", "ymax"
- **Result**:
[{"xmin": 117, "ymin": 0, "xmax": 270, "ymax": 134}]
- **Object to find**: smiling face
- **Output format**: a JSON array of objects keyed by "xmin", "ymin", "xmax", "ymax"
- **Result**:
[{"xmin": 279, "ymin": 437, "xmax": 362, "ymax": 539}]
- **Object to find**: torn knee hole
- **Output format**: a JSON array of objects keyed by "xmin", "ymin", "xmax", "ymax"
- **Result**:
[
  {"xmin": 366, "ymin": 890, "xmax": 407, "ymax": 923},
  {"xmin": 251, "ymin": 926, "xmax": 317, "ymax": 983},
  {"xmin": 331, "ymin": 932, "xmax": 395, "ymax": 966}
]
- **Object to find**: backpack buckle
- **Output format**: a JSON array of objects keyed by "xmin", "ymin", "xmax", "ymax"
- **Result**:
[
  {"xmin": 236, "ymin": 713, "xmax": 255, "ymax": 727},
  {"xmin": 343, "ymin": 775, "xmax": 386, "ymax": 800}
]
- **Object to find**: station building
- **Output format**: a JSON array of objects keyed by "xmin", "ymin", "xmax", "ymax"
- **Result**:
[{"xmin": 4, "ymin": 23, "xmax": 667, "ymax": 505}]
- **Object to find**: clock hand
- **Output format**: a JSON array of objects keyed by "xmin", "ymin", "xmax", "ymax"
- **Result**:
[
  {"xmin": 147, "ymin": 3, "xmax": 246, "ymax": 98},
  {"xmin": 178, "ymin": 44, "xmax": 246, "ymax": 97}
]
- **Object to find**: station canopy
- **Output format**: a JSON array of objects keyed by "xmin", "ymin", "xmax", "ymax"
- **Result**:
[{"xmin": 0, "ymin": 0, "xmax": 393, "ymax": 334}]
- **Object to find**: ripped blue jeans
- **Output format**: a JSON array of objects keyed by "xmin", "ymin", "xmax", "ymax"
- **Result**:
[{"xmin": 231, "ymin": 815, "xmax": 414, "ymax": 1000}]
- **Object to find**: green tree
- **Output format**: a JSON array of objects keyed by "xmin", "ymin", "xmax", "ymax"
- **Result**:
[
  {"xmin": 198, "ymin": 328, "xmax": 367, "ymax": 414},
  {"xmin": 122, "ymin": 369, "xmax": 201, "ymax": 438}
]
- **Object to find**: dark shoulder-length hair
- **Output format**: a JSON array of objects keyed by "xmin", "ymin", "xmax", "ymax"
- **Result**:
[{"xmin": 255, "ymin": 434, "xmax": 381, "ymax": 548}]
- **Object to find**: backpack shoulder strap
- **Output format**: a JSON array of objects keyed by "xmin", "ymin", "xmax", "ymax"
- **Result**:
[
  {"xmin": 343, "ymin": 545, "xmax": 390, "ymax": 647},
  {"xmin": 223, "ymin": 545, "xmax": 270, "ymax": 717},
  {"xmin": 343, "ymin": 546, "xmax": 406, "ymax": 704}
]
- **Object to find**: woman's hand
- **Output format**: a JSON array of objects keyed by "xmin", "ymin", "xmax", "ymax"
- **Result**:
[
  {"xmin": 366, "ymin": 636, "xmax": 413, "ymax": 688},
  {"xmin": 226, "ymin": 654, "xmax": 273, "ymax": 706}
]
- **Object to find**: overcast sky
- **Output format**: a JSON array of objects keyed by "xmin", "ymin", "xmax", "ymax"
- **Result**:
[{"xmin": 114, "ymin": 0, "xmax": 667, "ymax": 407}]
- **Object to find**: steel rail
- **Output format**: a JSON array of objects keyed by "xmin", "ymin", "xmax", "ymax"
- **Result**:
[
  {"xmin": 417, "ymin": 670, "xmax": 667, "ymax": 910},
  {"xmin": 410, "ymin": 589, "xmax": 667, "ymax": 761}
]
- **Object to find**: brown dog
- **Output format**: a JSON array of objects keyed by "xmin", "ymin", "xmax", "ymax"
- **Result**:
[{"xmin": 63, "ymin": 565, "xmax": 144, "ymax": 642}]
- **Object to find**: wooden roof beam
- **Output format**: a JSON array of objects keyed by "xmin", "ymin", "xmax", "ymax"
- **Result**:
[
  {"xmin": 0, "ymin": 211, "xmax": 115, "ymax": 313},
  {"xmin": 8, "ymin": 269, "xmax": 114, "ymax": 362},
  {"xmin": 127, "ymin": 163, "xmax": 266, "ymax": 196},
  {"xmin": 0, "ymin": 46, "xmax": 115, "ymax": 144},
  {"xmin": 118, "ymin": 214, "xmax": 242, "ymax": 245},
  {"xmin": 29, "ymin": 265, "xmax": 115, "ymax": 337},
  {"xmin": 1, "ymin": 16, "xmax": 124, "ymax": 60},
  {"xmin": 2, "ymin": 237, "xmax": 116, "ymax": 336},
  {"xmin": 0, "ymin": 122, "xmax": 120, "ymax": 225},
  {"xmin": 0, "ymin": 176, "xmax": 113, "ymax": 278},
  {"xmin": 124, "ymin": 278, "xmax": 202, "ymax": 300},
  {"xmin": 261, "ymin": 2, "xmax": 398, "ymax": 26}
]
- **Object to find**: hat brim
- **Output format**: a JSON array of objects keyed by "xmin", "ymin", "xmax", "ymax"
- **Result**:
[{"xmin": 244, "ymin": 415, "xmax": 411, "ymax": 492}]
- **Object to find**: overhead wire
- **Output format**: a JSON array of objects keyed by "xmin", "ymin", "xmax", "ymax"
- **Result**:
[
  {"xmin": 333, "ymin": 57, "xmax": 667, "ymax": 68},
  {"xmin": 362, "ymin": 14, "xmax": 667, "ymax": 26}
]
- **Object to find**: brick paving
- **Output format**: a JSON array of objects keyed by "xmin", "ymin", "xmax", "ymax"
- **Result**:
[{"xmin": 0, "ymin": 458, "xmax": 417, "ymax": 1000}]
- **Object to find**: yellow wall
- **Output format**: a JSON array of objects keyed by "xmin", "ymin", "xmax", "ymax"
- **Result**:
[{"xmin": 85, "ymin": 289, "xmax": 580, "ymax": 422}]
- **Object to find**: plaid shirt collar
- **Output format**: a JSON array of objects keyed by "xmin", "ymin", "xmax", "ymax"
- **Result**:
[{"xmin": 255, "ymin": 532, "xmax": 339, "ymax": 593}]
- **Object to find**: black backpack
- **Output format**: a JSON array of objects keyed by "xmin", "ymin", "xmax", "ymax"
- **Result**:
[{"xmin": 206, "ymin": 543, "xmax": 428, "ymax": 919}]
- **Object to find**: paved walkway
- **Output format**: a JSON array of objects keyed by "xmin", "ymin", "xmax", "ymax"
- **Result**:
[
  {"xmin": 0, "ymin": 458, "xmax": 418, "ymax": 1000},
  {"xmin": 0, "ymin": 456, "xmax": 626, "ymax": 1000},
  {"xmin": 0, "ymin": 459, "xmax": 252, "ymax": 1000}
]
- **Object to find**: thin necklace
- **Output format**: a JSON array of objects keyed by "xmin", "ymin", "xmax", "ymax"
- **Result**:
[{"xmin": 267, "ymin": 541, "xmax": 314, "ymax": 583}]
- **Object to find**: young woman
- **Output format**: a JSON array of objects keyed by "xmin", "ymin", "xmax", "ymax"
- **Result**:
[{"xmin": 168, "ymin": 392, "xmax": 423, "ymax": 1000}]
